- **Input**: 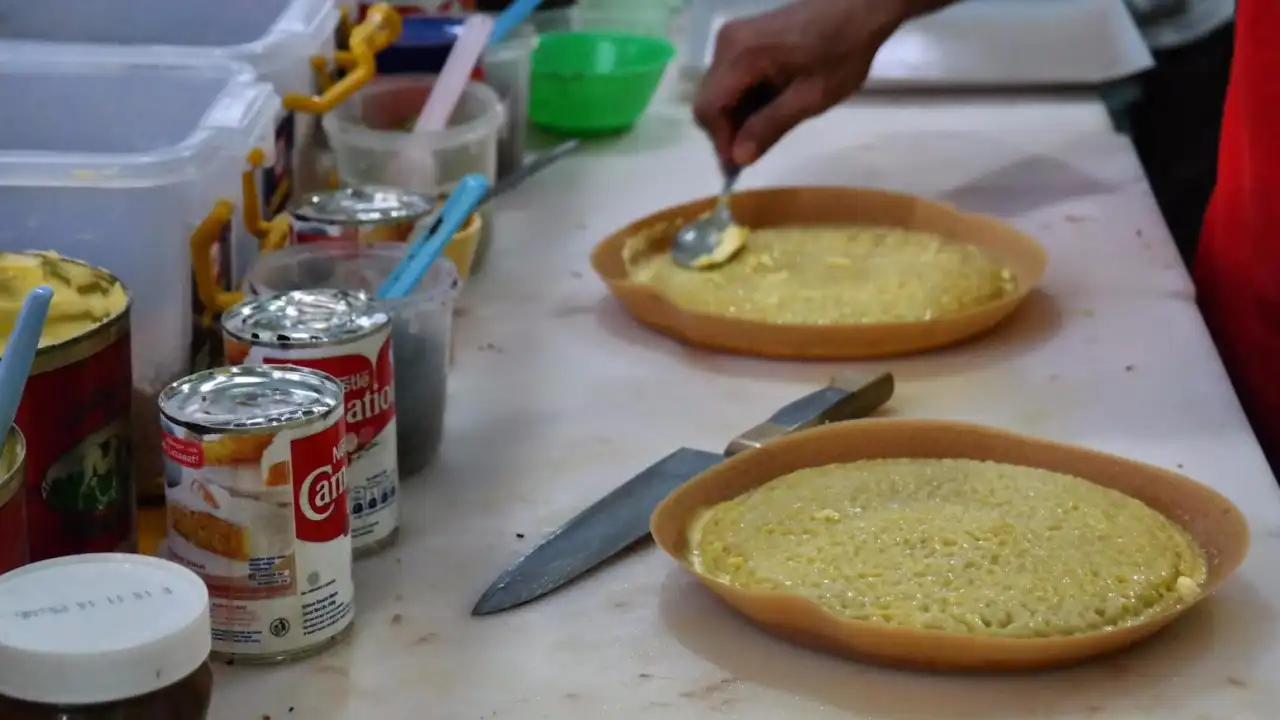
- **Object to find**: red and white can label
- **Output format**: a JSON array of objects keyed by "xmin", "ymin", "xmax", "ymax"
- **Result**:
[
  {"xmin": 226, "ymin": 329, "xmax": 399, "ymax": 553},
  {"xmin": 161, "ymin": 411, "xmax": 354, "ymax": 658},
  {"xmin": 291, "ymin": 219, "xmax": 354, "ymax": 246}
]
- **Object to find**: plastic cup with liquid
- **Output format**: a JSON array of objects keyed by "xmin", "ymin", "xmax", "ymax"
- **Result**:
[{"xmin": 243, "ymin": 241, "xmax": 460, "ymax": 478}]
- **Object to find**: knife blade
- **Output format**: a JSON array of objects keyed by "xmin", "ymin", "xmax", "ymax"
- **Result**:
[{"xmin": 471, "ymin": 371, "xmax": 895, "ymax": 615}]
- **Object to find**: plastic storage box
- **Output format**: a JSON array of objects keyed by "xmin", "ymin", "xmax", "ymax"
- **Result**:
[
  {"xmin": 0, "ymin": 0, "xmax": 401, "ymax": 216},
  {"xmin": 0, "ymin": 52, "xmax": 280, "ymax": 498}
]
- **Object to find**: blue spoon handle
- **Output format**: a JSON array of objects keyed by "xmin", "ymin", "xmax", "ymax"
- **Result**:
[
  {"xmin": 490, "ymin": 0, "xmax": 544, "ymax": 45},
  {"xmin": 378, "ymin": 174, "xmax": 490, "ymax": 300},
  {"xmin": 0, "ymin": 285, "xmax": 54, "ymax": 441}
]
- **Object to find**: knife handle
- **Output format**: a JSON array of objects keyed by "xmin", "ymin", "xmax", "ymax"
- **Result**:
[{"xmin": 723, "ymin": 372, "xmax": 894, "ymax": 456}]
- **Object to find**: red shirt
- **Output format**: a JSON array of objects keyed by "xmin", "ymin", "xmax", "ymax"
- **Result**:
[{"xmin": 1195, "ymin": 0, "xmax": 1280, "ymax": 464}]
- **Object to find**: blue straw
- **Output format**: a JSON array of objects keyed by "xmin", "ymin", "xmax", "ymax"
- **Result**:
[
  {"xmin": 0, "ymin": 285, "xmax": 54, "ymax": 442},
  {"xmin": 490, "ymin": 0, "xmax": 544, "ymax": 46},
  {"xmin": 377, "ymin": 174, "xmax": 490, "ymax": 301}
]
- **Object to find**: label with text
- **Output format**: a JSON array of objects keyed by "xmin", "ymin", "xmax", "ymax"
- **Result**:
[
  {"xmin": 160, "ymin": 406, "xmax": 353, "ymax": 659},
  {"xmin": 226, "ymin": 329, "xmax": 399, "ymax": 553}
]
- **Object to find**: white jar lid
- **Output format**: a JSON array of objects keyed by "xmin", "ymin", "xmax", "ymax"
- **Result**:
[{"xmin": 0, "ymin": 553, "xmax": 211, "ymax": 706}]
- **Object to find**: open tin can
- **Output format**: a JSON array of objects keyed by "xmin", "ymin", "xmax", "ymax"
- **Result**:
[{"xmin": 291, "ymin": 186, "xmax": 436, "ymax": 246}]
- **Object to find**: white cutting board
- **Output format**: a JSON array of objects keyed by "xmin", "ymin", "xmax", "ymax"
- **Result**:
[{"xmin": 683, "ymin": 0, "xmax": 1154, "ymax": 88}]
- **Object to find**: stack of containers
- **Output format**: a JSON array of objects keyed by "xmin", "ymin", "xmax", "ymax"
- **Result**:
[
  {"xmin": 0, "ymin": 51, "xmax": 279, "ymax": 503},
  {"xmin": 0, "ymin": 0, "xmax": 401, "ymax": 502},
  {"xmin": 0, "ymin": 0, "xmax": 400, "ymax": 218}
]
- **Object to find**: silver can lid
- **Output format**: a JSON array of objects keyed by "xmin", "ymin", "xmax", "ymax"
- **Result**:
[
  {"xmin": 292, "ymin": 186, "xmax": 436, "ymax": 225},
  {"xmin": 159, "ymin": 365, "xmax": 342, "ymax": 432},
  {"xmin": 223, "ymin": 289, "xmax": 390, "ymax": 347}
]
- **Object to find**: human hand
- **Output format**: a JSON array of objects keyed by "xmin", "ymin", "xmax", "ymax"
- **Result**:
[{"xmin": 693, "ymin": 0, "xmax": 918, "ymax": 169}]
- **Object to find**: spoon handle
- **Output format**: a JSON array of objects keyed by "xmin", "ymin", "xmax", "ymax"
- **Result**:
[
  {"xmin": 715, "ymin": 172, "xmax": 736, "ymax": 215},
  {"xmin": 378, "ymin": 174, "xmax": 489, "ymax": 300},
  {"xmin": 721, "ymin": 82, "xmax": 781, "ymax": 177},
  {"xmin": 0, "ymin": 285, "xmax": 53, "ymax": 441}
]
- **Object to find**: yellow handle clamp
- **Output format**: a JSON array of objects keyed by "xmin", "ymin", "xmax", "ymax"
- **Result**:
[
  {"xmin": 189, "ymin": 150, "xmax": 294, "ymax": 314},
  {"xmin": 286, "ymin": 3, "xmax": 403, "ymax": 115}
]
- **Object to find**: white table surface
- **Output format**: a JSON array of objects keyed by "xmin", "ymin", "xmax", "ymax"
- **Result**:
[{"xmin": 211, "ymin": 91, "xmax": 1280, "ymax": 719}]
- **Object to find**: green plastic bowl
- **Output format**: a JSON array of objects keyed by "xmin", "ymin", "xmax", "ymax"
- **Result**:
[{"xmin": 530, "ymin": 32, "xmax": 675, "ymax": 135}]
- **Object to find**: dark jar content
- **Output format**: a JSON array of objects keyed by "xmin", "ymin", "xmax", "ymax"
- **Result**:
[{"xmin": 0, "ymin": 662, "xmax": 213, "ymax": 720}]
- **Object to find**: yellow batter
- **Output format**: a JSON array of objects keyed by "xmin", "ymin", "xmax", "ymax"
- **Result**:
[
  {"xmin": 0, "ymin": 251, "xmax": 128, "ymax": 352},
  {"xmin": 626, "ymin": 224, "xmax": 1017, "ymax": 325},
  {"xmin": 689, "ymin": 458, "xmax": 1206, "ymax": 638}
]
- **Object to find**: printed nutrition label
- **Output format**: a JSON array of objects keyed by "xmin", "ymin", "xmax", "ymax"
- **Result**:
[
  {"xmin": 301, "ymin": 578, "xmax": 352, "ymax": 637},
  {"xmin": 247, "ymin": 557, "xmax": 292, "ymax": 589}
]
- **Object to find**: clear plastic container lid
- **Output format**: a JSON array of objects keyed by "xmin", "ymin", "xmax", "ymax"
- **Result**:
[
  {"xmin": 0, "ymin": 51, "xmax": 277, "ymax": 186},
  {"xmin": 0, "ymin": 0, "xmax": 339, "ymax": 85},
  {"xmin": 0, "ymin": 554, "xmax": 211, "ymax": 705}
]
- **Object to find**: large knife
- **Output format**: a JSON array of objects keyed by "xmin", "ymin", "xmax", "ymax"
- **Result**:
[{"xmin": 471, "ymin": 371, "xmax": 895, "ymax": 615}]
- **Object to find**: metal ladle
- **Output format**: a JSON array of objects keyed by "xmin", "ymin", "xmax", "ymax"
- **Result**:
[{"xmin": 672, "ymin": 83, "xmax": 778, "ymax": 270}]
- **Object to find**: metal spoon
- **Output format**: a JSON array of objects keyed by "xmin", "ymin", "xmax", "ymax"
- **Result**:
[
  {"xmin": 671, "ymin": 163, "xmax": 743, "ymax": 268},
  {"xmin": 672, "ymin": 83, "xmax": 779, "ymax": 270}
]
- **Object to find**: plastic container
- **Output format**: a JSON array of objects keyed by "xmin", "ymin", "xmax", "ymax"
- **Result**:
[
  {"xmin": 244, "ymin": 242, "xmax": 460, "ymax": 477},
  {"xmin": 577, "ymin": 1, "xmax": 675, "ymax": 37},
  {"xmin": 477, "ymin": 0, "xmax": 577, "ymax": 32},
  {"xmin": 375, "ymin": 16, "xmax": 467, "ymax": 75},
  {"xmin": 323, "ymin": 75, "xmax": 504, "ymax": 269},
  {"xmin": 373, "ymin": 18, "xmax": 536, "ymax": 181},
  {"xmin": 481, "ymin": 24, "xmax": 539, "ymax": 179},
  {"xmin": 528, "ymin": 7, "xmax": 578, "ymax": 33},
  {"xmin": 361, "ymin": 0, "xmax": 478, "ymax": 15},
  {"xmin": 0, "ymin": 53, "xmax": 279, "ymax": 487},
  {"xmin": 0, "ymin": 0, "xmax": 401, "ymax": 216},
  {"xmin": 530, "ymin": 32, "xmax": 675, "ymax": 135},
  {"xmin": 324, "ymin": 75, "xmax": 504, "ymax": 195}
]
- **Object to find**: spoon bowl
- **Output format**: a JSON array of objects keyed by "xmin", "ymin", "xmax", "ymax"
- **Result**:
[
  {"xmin": 671, "ymin": 169, "xmax": 740, "ymax": 269},
  {"xmin": 671, "ymin": 83, "xmax": 778, "ymax": 269}
]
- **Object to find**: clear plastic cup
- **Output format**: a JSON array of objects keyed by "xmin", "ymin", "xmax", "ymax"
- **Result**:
[
  {"xmin": 482, "ymin": 24, "xmax": 538, "ymax": 179},
  {"xmin": 323, "ymin": 75, "xmax": 504, "ymax": 194},
  {"xmin": 577, "ymin": 3, "xmax": 674, "ymax": 37},
  {"xmin": 243, "ymin": 242, "xmax": 460, "ymax": 478},
  {"xmin": 322, "ymin": 75, "xmax": 505, "ymax": 272}
]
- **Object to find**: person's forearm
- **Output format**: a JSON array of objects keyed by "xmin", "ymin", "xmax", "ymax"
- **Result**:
[
  {"xmin": 855, "ymin": 0, "xmax": 962, "ymax": 45},
  {"xmin": 894, "ymin": 0, "xmax": 963, "ymax": 22}
]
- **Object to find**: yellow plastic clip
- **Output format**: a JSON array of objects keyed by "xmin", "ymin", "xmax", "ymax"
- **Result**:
[
  {"xmin": 311, "ymin": 56, "xmax": 336, "ymax": 97},
  {"xmin": 243, "ymin": 149, "xmax": 292, "ymax": 256},
  {"xmin": 283, "ymin": 3, "xmax": 402, "ymax": 115},
  {"xmin": 189, "ymin": 200, "xmax": 241, "ymax": 313},
  {"xmin": 336, "ymin": 5, "xmax": 356, "ymax": 49},
  {"xmin": 189, "ymin": 149, "xmax": 294, "ymax": 315}
]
